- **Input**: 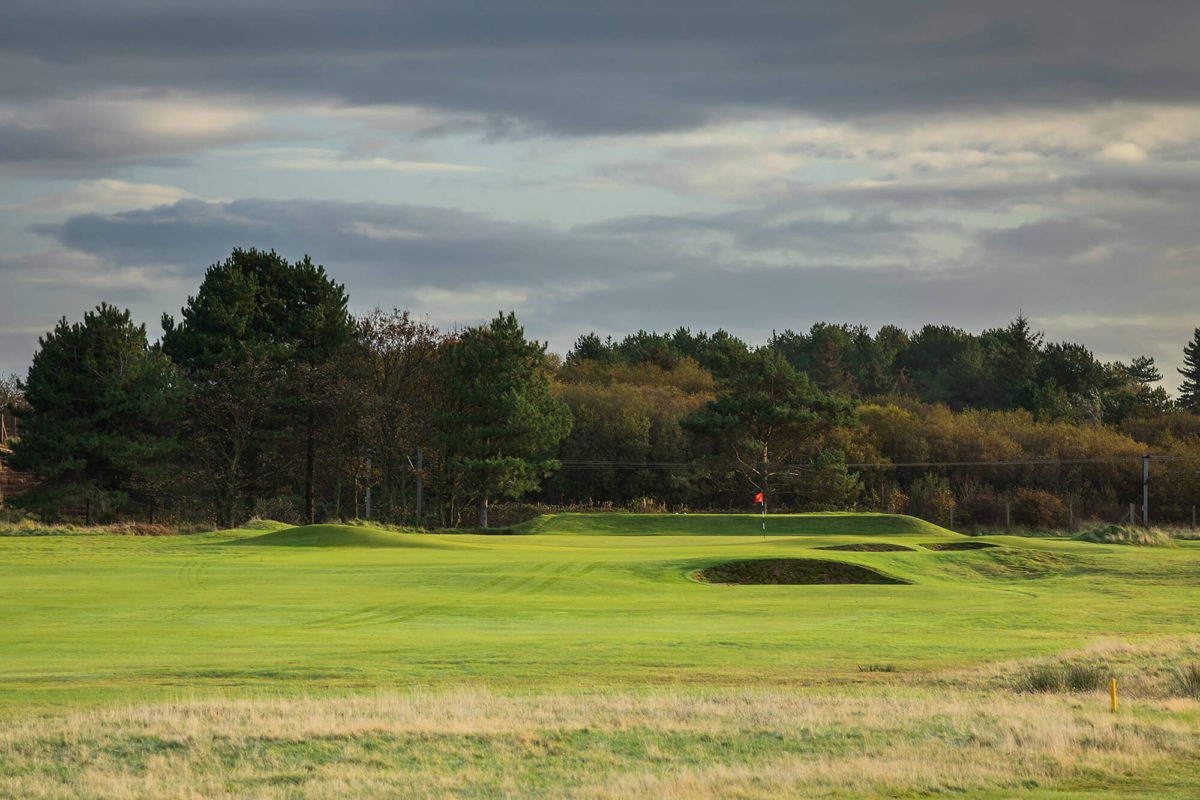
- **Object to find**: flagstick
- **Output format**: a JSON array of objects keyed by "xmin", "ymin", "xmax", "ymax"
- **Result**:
[{"xmin": 762, "ymin": 495, "xmax": 766, "ymax": 537}]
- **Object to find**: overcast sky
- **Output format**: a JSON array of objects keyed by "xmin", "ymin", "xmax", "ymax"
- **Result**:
[{"xmin": 3, "ymin": 1, "xmax": 1200, "ymax": 388}]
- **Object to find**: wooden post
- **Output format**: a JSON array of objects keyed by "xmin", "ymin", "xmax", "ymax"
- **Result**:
[
  {"xmin": 1006, "ymin": 502, "xmax": 1010, "ymax": 530},
  {"xmin": 414, "ymin": 447, "xmax": 423, "ymax": 519},
  {"xmin": 1142, "ymin": 454, "xmax": 1150, "ymax": 527},
  {"xmin": 365, "ymin": 454, "xmax": 372, "ymax": 520},
  {"xmin": 1129, "ymin": 503, "xmax": 1135, "ymax": 525},
  {"xmin": 1110, "ymin": 679, "xmax": 1117, "ymax": 712},
  {"xmin": 1068, "ymin": 502, "xmax": 1073, "ymax": 530}
]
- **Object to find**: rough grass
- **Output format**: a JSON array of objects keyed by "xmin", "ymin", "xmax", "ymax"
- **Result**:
[
  {"xmin": 1176, "ymin": 662, "xmax": 1200, "ymax": 697},
  {"xmin": 1075, "ymin": 524, "xmax": 1175, "ymax": 547},
  {"xmin": 0, "ymin": 519, "xmax": 175, "ymax": 537},
  {"xmin": 2, "ymin": 688, "xmax": 1197, "ymax": 799},
  {"xmin": 817, "ymin": 543, "xmax": 915, "ymax": 552},
  {"xmin": 920, "ymin": 541, "xmax": 999, "ymax": 551},
  {"xmin": 695, "ymin": 558, "xmax": 909, "ymax": 585},
  {"xmin": 965, "ymin": 639, "xmax": 1200, "ymax": 700}
]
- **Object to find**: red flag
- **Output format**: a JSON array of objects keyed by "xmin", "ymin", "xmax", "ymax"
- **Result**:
[{"xmin": 754, "ymin": 492, "xmax": 763, "ymax": 504}]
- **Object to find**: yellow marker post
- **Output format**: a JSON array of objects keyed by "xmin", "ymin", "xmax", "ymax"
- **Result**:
[{"xmin": 1109, "ymin": 679, "xmax": 1117, "ymax": 712}]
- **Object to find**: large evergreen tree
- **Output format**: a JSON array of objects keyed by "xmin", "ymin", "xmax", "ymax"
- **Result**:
[
  {"xmin": 1179, "ymin": 328, "xmax": 1200, "ymax": 413},
  {"xmin": 10, "ymin": 304, "xmax": 180, "ymax": 519},
  {"xmin": 685, "ymin": 347, "xmax": 856, "ymax": 511},
  {"xmin": 435, "ymin": 312, "xmax": 572, "ymax": 527},
  {"xmin": 162, "ymin": 248, "xmax": 354, "ymax": 525}
]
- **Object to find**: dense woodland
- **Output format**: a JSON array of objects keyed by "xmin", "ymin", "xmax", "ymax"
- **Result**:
[{"xmin": 3, "ymin": 248, "xmax": 1200, "ymax": 530}]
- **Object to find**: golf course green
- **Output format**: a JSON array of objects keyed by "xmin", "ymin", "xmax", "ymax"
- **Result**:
[{"xmin": 2, "ymin": 512, "xmax": 1199, "ymax": 798}]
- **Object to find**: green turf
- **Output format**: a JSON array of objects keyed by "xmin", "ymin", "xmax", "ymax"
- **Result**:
[
  {"xmin": 2, "ymin": 512, "xmax": 1198, "ymax": 712},
  {"xmin": 524, "ymin": 510, "xmax": 958, "ymax": 536},
  {"xmin": 229, "ymin": 523, "xmax": 463, "ymax": 548}
]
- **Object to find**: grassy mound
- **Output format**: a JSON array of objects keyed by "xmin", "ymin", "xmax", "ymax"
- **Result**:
[
  {"xmin": 229, "ymin": 524, "xmax": 455, "ymax": 548},
  {"xmin": 921, "ymin": 541, "xmax": 1000, "ymax": 551},
  {"xmin": 534, "ymin": 512, "xmax": 957, "ymax": 537},
  {"xmin": 816, "ymin": 543, "xmax": 915, "ymax": 552},
  {"xmin": 1075, "ymin": 524, "xmax": 1175, "ymax": 547},
  {"xmin": 695, "ymin": 558, "xmax": 909, "ymax": 585}
]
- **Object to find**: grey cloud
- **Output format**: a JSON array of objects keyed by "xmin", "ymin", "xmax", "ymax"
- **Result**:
[
  {"xmin": 977, "ymin": 218, "xmax": 1112, "ymax": 263},
  {"xmin": 789, "ymin": 165, "xmax": 1200, "ymax": 214},
  {"xmin": 33, "ymin": 198, "xmax": 700, "ymax": 289},
  {"xmin": 0, "ymin": 110, "xmax": 269, "ymax": 174},
  {"xmin": 580, "ymin": 210, "xmax": 936, "ymax": 262},
  {"xmin": 5, "ymin": 2, "xmax": 1200, "ymax": 137}
]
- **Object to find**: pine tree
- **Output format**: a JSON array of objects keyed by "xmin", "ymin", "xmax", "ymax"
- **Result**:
[
  {"xmin": 1125, "ymin": 355, "xmax": 1162, "ymax": 385},
  {"xmin": 685, "ymin": 347, "xmax": 856, "ymax": 509},
  {"xmin": 162, "ymin": 248, "xmax": 354, "ymax": 525},
  {"xmin": 810, "ymin": 335, "xmax": 857, "ymax": 398},
  {"xmin": 1178, "ymin": 328, "xmax": 1200, "ymax": 413},
  {"xmin": 435, "ymin": 312, "xmax": 572, "ymax": 528},
  {"xmin": 10, "ymin": 304, "xmax": 181, "ymax": 519}
]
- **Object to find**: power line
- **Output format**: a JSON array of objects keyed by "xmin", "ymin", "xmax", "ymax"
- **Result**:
[{"xmin": 558, "ymin": 455, "xmax": 1200, "ymax": 471}]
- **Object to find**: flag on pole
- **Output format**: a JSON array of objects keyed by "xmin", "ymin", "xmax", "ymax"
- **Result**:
[{"xmin": 754, "ymin": 492, "xmax": 763, "ymax": 504}]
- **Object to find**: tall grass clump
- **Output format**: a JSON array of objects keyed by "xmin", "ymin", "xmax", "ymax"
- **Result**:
[
  {"xmin": 1176, "ymin": 662, "xmax": 1200, "ymax": 697},
  {"xmin": 1074, "ymin": 524, "xmax": 1174, "ymax": 547},
  {"xmin": 1017, "ymin": 662, "xmax": 1110, "ymax": 693}
]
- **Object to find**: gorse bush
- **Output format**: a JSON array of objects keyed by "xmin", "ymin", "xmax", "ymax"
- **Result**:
[{"xmin": 1075, "ymin": 525, "xmax": 1174, "ymax": 547}]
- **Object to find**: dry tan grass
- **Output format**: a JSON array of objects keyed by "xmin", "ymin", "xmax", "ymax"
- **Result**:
[
  {"xmin": 960, "ymin": 636, "xmax": 1200, "ymax": 698},
  {"xmin": 2, "ymin": 686, "xmax": 1197, "ymax": 799}
]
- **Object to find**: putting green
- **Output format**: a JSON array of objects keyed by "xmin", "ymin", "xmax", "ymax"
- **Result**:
[{"xmin": 2, "ymin": 513, "xmax": 1198, "ymax": 711}]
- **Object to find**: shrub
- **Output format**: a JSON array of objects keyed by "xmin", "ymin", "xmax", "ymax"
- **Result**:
[
  {"xmin": 108, "ymin": 523, "xmax": 175, "ymax": 536},
  {"xmin": 882, "ymin": 486, "xmax": 908, "ymax": 515},
  {"xmin": 251, "ymin": 496, "xmax": 305, "ymax": 526},
  {"xmin": 483, "ymin": 503, "xmax": 543, "ymax": 528},
  {"xmin": 956, "ymin": 484, "xmax": 1005, "ymax": 528},
  {"xmin": 1011, "ymin": 488, "xmax": 1068, "ymax": 529},
  {"xmin": 1075, "ymin": 525, "xmax": 1174, "ymax": 547},
  {"xmin": 907, "ymin": 475, "xmax": 954, "ymax": 526}
]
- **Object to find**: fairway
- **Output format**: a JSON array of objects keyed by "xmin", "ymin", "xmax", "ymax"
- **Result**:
[{"xmin": 3, "ymin": 513, "xmax": 1200, "ymax": 798}]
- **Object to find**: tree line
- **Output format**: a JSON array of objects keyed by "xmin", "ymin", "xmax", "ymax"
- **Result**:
[{"xmin": 3, "ymin": 247, "xmax": 1200, "ymax": 529}]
